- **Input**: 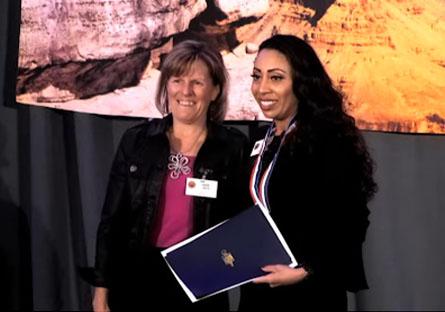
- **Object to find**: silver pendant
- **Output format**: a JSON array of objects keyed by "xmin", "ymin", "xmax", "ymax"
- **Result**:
[{"xmin": 167, "ymin": 153, "xmax": 191, "ymax": 179}]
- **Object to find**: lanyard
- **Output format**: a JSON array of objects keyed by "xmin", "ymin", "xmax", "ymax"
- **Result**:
[{"xmin": 250, "ymin": 117, "xmax": 297, "ymax": 211}]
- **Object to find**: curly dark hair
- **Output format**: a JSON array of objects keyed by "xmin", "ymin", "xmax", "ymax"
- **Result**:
[{"xmin": 259, "ymin": 35, "xmax": 377, "ymax": 201}]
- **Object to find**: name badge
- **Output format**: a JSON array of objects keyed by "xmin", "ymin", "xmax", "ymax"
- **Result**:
[
  {"xmin": 186, "ymin": 178, "xmax": 218, "ymax": 198},
  {"xmin": 250, "ymin": 139, "xmax": 265, "ymax": 157}
]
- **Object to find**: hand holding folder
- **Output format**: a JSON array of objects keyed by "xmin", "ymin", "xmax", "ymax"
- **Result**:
[{"xmin": 161, "ymin": 205, "xmax": 297, "ymax": 302}]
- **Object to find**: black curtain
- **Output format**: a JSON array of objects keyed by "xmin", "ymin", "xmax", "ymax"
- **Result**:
[{"xmin": 2, "ymin": 0, "xmax": 445, "ymax": 310}]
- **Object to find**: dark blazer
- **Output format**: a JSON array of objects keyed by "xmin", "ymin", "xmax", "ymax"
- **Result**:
[
  {"xmin": 86, "ymin": 115, "xmax": 250, "ymax": 288},
  {"xmin": 252, "ymin": 124, "xmax": 370, "ymax": 292}
]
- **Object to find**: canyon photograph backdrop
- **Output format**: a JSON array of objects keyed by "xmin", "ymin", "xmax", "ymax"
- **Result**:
[{"xmin": 16, "ymin": 0, "xmax": 445, "ymax": 133}]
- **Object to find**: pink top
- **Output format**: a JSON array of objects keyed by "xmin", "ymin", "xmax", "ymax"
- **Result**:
[{"xmin": 149, "ymin": 156, "xmax": 195, "ymax": 248}]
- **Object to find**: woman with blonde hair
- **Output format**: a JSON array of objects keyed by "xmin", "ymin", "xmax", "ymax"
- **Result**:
[{"xmin": 83, "ymin": 40, "xmax": 250, "ymax": 311}]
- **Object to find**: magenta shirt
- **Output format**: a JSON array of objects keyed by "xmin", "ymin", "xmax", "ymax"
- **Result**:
[{"xmin": 149, "ymin": 156, "xmax": 195, "ymax": 248}]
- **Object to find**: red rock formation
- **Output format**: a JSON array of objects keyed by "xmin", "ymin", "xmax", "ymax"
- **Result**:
[
  {"xmin": 230, "ymin": 0, "xmax": 445, "ymax": 133},
  {"xmin": 307, "ymin": 0, "xmax": 445, "ymax": 133},
  {"xmin": 16, "ymin": 0, "xmax": 445, "ymax": 133}
]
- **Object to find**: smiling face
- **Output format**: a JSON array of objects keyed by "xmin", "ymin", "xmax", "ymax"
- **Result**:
[
  {"xmin": 251, "ymin": 48, "xmax": 298, "ymax": 133},
  {"xmin": 167, "ymin": 59, "xmax": 220, "ymax": 126}
]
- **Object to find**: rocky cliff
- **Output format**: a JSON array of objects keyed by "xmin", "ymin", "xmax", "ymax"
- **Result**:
[
  {"xmin": 16, "ymin": 0, "xmax": 445, "ymax": 133},
  {"xmin": 228, "ymin": 0, "xmax": 445, "ymax": 132},
  {"xmin": 19, "ymin": 0, "xmax": 207, "ymax": 68}
]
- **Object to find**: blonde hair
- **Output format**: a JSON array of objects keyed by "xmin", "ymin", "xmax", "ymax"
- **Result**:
[{"xmin": 155, "ymin": 40, "xmax": 229, "ymax": 122}]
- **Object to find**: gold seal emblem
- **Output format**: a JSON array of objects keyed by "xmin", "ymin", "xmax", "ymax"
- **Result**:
[{"xmin": 221, "ymin": 249, "xmax": 235, "ymax": 267}]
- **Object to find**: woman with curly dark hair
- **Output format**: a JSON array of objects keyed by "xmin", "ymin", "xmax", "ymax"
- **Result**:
[{"xmin": 239, "ymin": 34, "xmax": 377, "ymax": 310}]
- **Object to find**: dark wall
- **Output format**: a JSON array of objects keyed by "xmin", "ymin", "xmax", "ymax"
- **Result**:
[
  {"xmin": 361, "ymin": 132, "xmax": 445, "ymax": 310},
  {"xmin": 1, "ymin": 0, "xmax": 33, "ymax": 310}
]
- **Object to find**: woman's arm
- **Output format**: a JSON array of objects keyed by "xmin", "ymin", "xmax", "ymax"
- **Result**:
[
  {"xmin": 93, "ymin": 131, "xmax": 131, "ymax": 286},
  {"xmin": 93, "ymin": 287, "xmax": 110, "ymax": 312}
]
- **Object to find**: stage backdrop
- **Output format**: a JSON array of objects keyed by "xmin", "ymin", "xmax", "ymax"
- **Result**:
[{"xmin": 16, "ymin": 0, "xmax": 445, "ymax": 134}]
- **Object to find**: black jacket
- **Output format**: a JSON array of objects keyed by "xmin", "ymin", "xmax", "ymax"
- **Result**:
[
  {"xmin": 88, "ymin": 115, "xmax": 250, "ymax": 287},
  {"xmin": 252, "ymin": 124, "xmax": 370, "ymax": 292}
]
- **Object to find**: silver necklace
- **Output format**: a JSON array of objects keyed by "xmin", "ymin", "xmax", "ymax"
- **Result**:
[
  {"xmin": 167, "ymin": 152, "xmax": 191, "ymax": 179},
  {"xmin": 166, "ymin": 127, "xmax": 206, "ymax": 179}
]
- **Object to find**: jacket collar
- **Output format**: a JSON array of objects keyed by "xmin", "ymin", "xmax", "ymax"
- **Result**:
[{"xmin": 134, "ymin": 114, "xmax": 227, "ymax": 178}]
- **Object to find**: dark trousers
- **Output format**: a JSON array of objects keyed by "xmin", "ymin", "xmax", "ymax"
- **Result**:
[
  {"xmin": 239, "ymin": 277, "xmax": 347, "ymax": 311},
  {"xmin": 108, "ymin": 247, "xmax": 229, "ymax": 311}
]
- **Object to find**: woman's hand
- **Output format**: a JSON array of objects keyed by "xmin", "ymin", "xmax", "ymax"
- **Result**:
[
  {"xmin": 93, "ymin": 287, "xmax": 110, "ymax": 312},
  {"xmin": 253, "ymin": 265, "xmax": 309, "ymax": 288}
]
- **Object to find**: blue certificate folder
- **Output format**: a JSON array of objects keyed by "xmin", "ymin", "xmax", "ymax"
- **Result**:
[{"xmin": 161, "ymin": 205, "xmax": 297, "ymax": 302}]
